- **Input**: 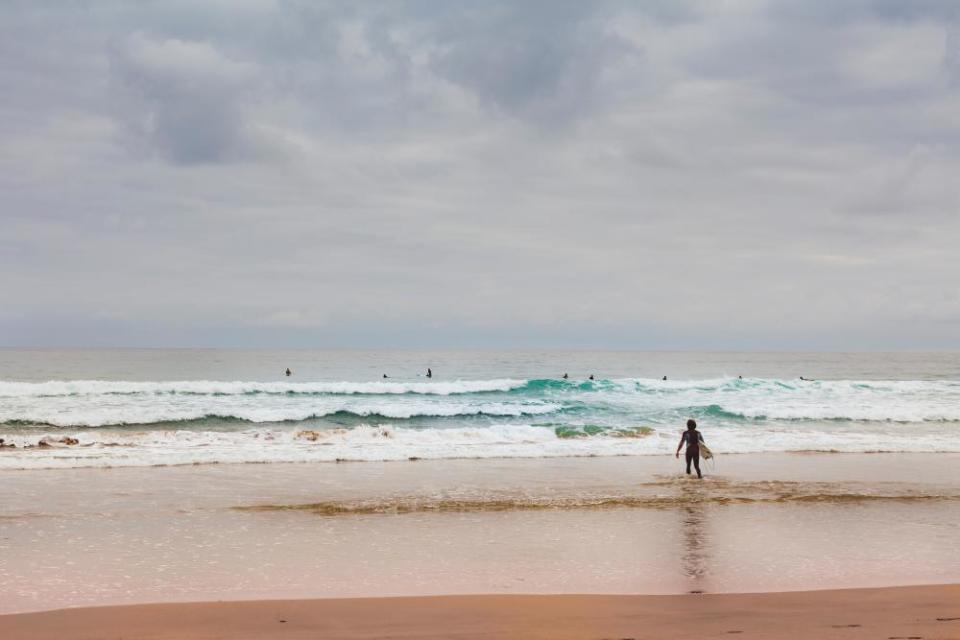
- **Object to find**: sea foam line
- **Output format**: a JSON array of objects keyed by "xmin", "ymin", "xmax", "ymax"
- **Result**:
[
  {"xmin": 0, "ymin": 378, "xmax": 528, "ymax": 398},
  {"xmin": 2, "ymin": 422, "xmax": 960, "ymax": 470},
  {"xmin": 2, "ymin": 375, "xmax": 958, "ymax": 398}
]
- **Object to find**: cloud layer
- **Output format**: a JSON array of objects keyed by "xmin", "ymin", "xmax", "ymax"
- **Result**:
[{"xmin": 1, "ymin": 1, "xmax": 958, "ymax": 348}]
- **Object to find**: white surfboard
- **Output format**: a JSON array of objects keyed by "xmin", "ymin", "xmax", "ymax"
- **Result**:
[{"xmin": 699, "ymin": 442, "xmax": 714, "ymax": 460}]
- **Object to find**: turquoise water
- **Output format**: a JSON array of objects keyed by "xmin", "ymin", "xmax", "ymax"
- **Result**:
[{"xmin": 1, "ymin": 349, "xmax": 958, "ymax": 468}]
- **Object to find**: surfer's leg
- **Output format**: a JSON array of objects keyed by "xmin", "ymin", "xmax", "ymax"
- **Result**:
[
  {"xmin": 685, "ymin": 449, "xmax": 693, "ymax": 474},
  {"xmin": 692, "ymin": 452, "xmax": 702, "ymax": 478}
]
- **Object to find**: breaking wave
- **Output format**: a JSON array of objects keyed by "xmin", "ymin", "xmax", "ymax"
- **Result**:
[
  {"xmin": 0, "ymin": 379, "xmax": 528, "ymax": 398},
  {"xmin": 2, "ymin": 375, "xmax": 959, "ymax": 468}
]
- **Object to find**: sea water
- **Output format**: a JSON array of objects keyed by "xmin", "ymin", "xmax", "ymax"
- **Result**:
[
  {"xmin": 1, "ymin": 349, "xmax": 958, "ymax": 469},
  {"xmin": 3, "ymin": 349, "xmax": 960, "ymax": 612}
]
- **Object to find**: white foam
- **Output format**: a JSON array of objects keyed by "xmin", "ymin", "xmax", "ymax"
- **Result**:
[
  {"xmin": 3, "ymin": 375, "xmax": 960, "ymax": 468},
  {"xmin": 1, "ymin": 422, "xmax": 958, "ymax": 470},
  {"xmin": 0, "ymin": 379, "xmax": 527, "ymax": 398},
  {"xmin": 603, "ymin": 377, "xmax": 960, "ymax": 422},
  {"xmin": 0, "ymin": 398, "xmax": 561, "ymax": 427},
  {"xmin": 4, "ymin": 377, "xmax": 960, "ymax": 423}
]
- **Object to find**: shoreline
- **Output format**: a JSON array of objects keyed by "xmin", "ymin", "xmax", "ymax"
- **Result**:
[
  {"xmin": 4, "ymin": 453, "xmax": 960, "ymax": 614},
  {"xmin": 2, "ymin": 585, "xmax": 958, "ymax": 639},
  {"xmin": 3, "ymin": 448, "xmax": 959, "ymax": 474}
]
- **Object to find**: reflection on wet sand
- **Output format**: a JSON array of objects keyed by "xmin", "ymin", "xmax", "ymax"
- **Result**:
[
  {"xmin": 3, "ymin": 453, "xmax": 960, "ymax": 615},
  {"xmin": 233, "ymin": 477, "xmax": 960, "ymax": 515},
  {"xmin": 679, "ymin": 482, "xmax": 710, "ymax": 591}
]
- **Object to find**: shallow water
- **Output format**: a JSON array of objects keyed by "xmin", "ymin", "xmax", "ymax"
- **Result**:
[{"xmin": 1, "ymin": 453, "xmax": 958, "ymax": 613}]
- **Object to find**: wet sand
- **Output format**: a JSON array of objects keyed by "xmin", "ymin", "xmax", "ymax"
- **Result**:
[
  {"xmin": 2, "ymin": 453, "xmax": 959, "ymax": 614},
  {"xmin": 2, "ymin": 585, "xmax": 959, "ymax": 639}
]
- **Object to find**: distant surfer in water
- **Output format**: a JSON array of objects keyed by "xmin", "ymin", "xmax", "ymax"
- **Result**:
[
  {"xmin": 675, "ymin": 419, "xmax": 704, "ymax": 479},
  {"xmin": 285, "ymin": 368, "xmax": 292, "ymax": 377},
  {"xmin": 662, "ymin": 376, "xmax": 667, "ymax": 381},
  {"xmin": 382, "ymin": 374, "xmax": 389, "ymax": 379},
  {"xmin": 589, "ymin": 374, "xmax": 594, "ymax": 380},
  {"xmin": 426, "ymin": 368, "xmax": 432, "ymax": 378},
  {"xmin": 562, "ymin": 373, "xmax": 569, "ymax": 379}
]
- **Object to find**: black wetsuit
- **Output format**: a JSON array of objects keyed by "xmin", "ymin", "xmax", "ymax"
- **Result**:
[{"xmin": 682, "ymin": 430, "xmax": 704, "ymax": 478}]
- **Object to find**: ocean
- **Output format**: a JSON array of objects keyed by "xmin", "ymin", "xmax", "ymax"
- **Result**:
[
  {"xmin": 3, "ymin": 349, "xmax": 960, "ymax": 612},
  {"xmin": 1, "ymin": 349, "xmax": 959, "ymax": 469}
]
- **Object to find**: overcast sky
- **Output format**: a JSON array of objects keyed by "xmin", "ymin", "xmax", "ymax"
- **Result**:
[{"xmin": 2, "ymin": 1, "xmax": 959, "ymax": 349}]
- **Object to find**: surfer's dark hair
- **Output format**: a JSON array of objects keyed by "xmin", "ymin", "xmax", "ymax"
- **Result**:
[{"xmin": 687, "ymin": 419, "xmax": 697, "ymax": 429}]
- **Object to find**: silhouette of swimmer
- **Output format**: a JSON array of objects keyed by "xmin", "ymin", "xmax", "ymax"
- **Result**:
[
  {"xmin": 562, "ymin": 373, "xmax": 569, "ymax": 379},
  {"xmin": 663, "ymin": 376, "xmax": 667, "ymax": 381},
  {"xmin": 383, "ymin": 374, "xmax": 389, "ymax": 379},
  {"xmin": 589, "ymin": 374, "xmax": 594, "ymax": 380},
  {"xmin": 676, "ymin": 419, "xmax": 705, "ymax": 479},
  {"xmin": 427, "ymin": 368, "xmax": 433, "ymax": 378},
  {"xmin": 285, "ymin": 368, "xmax": 292, "ymax": 377}
]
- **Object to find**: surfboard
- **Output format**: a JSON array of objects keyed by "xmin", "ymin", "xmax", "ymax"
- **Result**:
[{"xmin": 699, "ymin": 442, "xmax": 714, "ymax": 460}]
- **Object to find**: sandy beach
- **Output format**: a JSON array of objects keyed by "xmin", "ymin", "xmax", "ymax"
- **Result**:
[
  {"xmin": 4, "ymin": 455, "xmax": 957, "ymax": 640},
  {"xmin": 3, "ymin": 453, "xmax": 960, "ymax": 615},
  {"xmin": 4, "ymin": 0, "xmax": 960, "ymax": 627},
  {"xmin": 3, "ymin": 355, "xmax": 960, "ymax": 637},
  {"xmin": 2, "ymin": 585, "xmax": 958, "ymax": 639}
]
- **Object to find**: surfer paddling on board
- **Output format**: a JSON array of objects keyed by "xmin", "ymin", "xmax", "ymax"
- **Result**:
[{"xmin": 676, "ymin": 419, "xmax": 705, "ymax": 479}]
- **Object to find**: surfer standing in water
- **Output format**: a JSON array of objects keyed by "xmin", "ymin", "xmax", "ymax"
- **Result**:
[{"xmin": 675, "ymin": 419, "xmax": 705, "ymax": 479}]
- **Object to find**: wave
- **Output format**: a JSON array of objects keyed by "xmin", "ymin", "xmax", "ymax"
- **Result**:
[
  {"xmin": 3, "ymin": 375, "xmax": 960, "ymax": 467},
  {"xmin": 3, "ymin": 421, "xmax": 960, "ymax": 470},
  {"xmin": 0, "ymin": 402, "xmax": 565, "ymax": 428},
  {"xmin": 0, "ymin": 378, "xmax": 528, "ymax": 398},
  {"xmin": 4, "ymin": 377, "xmax": 960, "ymax": 426},
  {"xmin": 4, "ymin": 376, "xmax": 956, "ymax": 398},
  {"xmin": 692, "ymin": 404, "xmax": 960, "ymax": 423}
]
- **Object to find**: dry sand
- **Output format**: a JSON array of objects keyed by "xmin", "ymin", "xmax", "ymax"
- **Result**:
[{"xmin": 1, "ymin": 585, "xmax": 958, "ymax": 639}]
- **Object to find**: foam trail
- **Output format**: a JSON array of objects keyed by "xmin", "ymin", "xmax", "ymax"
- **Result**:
[
  {"xmin": 0, "ymin": 379, "xmax": 527, "ymax": 398},
  {"xmin": 2, "ymin": 375, "xmax": 960, "ymax": 468},
  {"xmin": 1, "ymin": 421, "xmax": 959, "ymax": 470},
  {"xmin": 0, "ymin": 401, "xmax": 562, "ymax": 428}
]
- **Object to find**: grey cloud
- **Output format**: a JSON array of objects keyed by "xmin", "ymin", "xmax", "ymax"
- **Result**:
[
  {"xmin": 946, "ymin": 22, "xmax": 960, "ymax": 84},
  {"xmin": 425, "ymin": 2, "xmax": 640, "ymax": 122},
  {"xmin": 0, "ymin": 0, "xmax": 958, "ymax": 348},
  {"xmin": 768, "ymin": 0, "xmax": 960, "ymax": 25},
  {"xmin": 111, "ymin": 33, "xmax": 261, "ymax": 164}
]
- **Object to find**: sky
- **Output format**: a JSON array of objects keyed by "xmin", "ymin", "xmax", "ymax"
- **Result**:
[{"xmin": 1, "ymin": 0, "xmax": 959, "ymax": 349}]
